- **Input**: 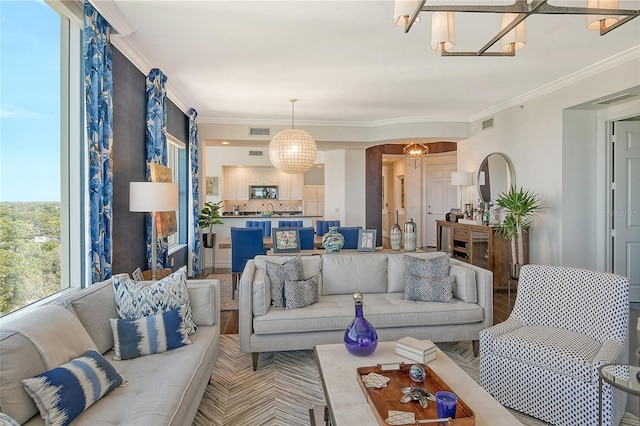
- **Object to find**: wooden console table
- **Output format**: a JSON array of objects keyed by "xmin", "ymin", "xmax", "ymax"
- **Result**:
[{"xmin": 436, "ymin": 220, "xmax": 528, "ymax": 289}]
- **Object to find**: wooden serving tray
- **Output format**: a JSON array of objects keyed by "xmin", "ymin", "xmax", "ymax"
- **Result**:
[{"xmin": 356, "ymin": 363, "xmax": 475, "ymax": 425}]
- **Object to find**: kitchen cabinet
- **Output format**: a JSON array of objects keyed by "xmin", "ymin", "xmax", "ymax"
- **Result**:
[
  {"xmin": 278, "ymin": 172, "xmax": 302, "ymax": 200},
  {"xmin": 249, "ymin": 170, "xmax": 278, "ymax": 186},
  {"xmin": 223, "ymin": 170, "xmax": 249, "ymax": 200},
  {"xmin": 436, "ymin": 220, "xmax": 528, "ymax": 289},
  {"xmin": 303, "ymin": 185, "xmax": 324, "ymax": 216}
]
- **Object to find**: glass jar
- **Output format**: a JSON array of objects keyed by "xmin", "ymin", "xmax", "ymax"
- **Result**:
[
  {"xmin": 344, "ymin": 292, "xmax": 378, "ymax": 356},
  {"xmin": 404, "ymin": 218, "xmax": 416, "ymax": 252},
  {"xmin": 322, "ymin": 226, "xmax": 344, "ymax": 252}
]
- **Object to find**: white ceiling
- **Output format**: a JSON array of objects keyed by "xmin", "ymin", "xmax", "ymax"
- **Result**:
[{"xmin": 102, "ymin": 0, "xmax": 640, "ymax": 126}]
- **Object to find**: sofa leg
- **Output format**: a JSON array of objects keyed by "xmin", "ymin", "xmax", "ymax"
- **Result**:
[
  {"xmin": 472, "ymin": 340, "xmax": 479, "ymax": 357},
  {"xmin": 251, "ymin": 352, "xmax": 259, "ymax": 371}
]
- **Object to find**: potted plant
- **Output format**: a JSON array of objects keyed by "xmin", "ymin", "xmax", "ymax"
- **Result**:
[
  {"xmin": 496, "ymin": 187, "xmax": 543, "ymax": 280},
  {"xmin": 199, "ymin": 201, "xmax": 223, "ymax": 248}
]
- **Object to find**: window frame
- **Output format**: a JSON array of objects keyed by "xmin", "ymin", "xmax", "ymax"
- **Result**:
[{"xmin": 166, "ymin": 133, "xmax": 185, "ymax": 249}]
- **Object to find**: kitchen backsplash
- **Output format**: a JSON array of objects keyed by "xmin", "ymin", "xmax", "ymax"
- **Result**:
[{"xmin": 222, "ymin": 199, "xmax": 302, "ymax": 213}]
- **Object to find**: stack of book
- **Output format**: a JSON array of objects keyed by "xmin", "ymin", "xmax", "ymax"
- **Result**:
[{"xmin": 395, "ymin": 336, "xmax": 437, "ymax": 364}]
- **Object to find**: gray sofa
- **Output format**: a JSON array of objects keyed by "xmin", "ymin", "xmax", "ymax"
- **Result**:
[
  {"xmin": 239, "ymin": 252, "xmax": 493, "ymax": 370},
  {"xmin": 0, "ymin": 276, "xmax": 220, "ymax": 426}
]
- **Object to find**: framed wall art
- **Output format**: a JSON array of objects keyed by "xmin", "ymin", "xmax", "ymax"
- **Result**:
[
  {"xmin": 272, "ymin": 227, "xmax": 301, "ymax": 253},
  {"xmin": 206, "ymin": 176, "xmax": 219, "ymax": 196},
  {"xmin": 150, "ymin": 163, "xmax": 178, "ymax": 238},
  {"xmin": 357, "ymin": 229, "xmax": 377, "ymax": 252}
]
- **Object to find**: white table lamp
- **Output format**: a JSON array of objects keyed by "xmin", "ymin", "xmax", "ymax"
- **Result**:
[
  {"xmin": 130, "ymin": 182, "xmax": 179, "ymax": 280},
  {"xmin": 451, "ymin": 171, "xmax": 473, "ymax": 210}
]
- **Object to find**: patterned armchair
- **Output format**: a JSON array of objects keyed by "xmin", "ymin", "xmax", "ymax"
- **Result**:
[{"xmin": 480, "ymin": 265, "xmax": 629, "ymax": 426}]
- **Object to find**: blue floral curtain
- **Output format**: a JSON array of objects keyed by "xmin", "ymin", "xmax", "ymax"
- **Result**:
[
  {"xmin": 84, "ymin": 3, "xmax": 113, "ymax": 283},
  {"xmin": 188, "ymin": 108, "xmax": 201, "ymax": 276},
  {"xmin": 145, "ymin": 68, "xmax": 169, "ymax": 271}
]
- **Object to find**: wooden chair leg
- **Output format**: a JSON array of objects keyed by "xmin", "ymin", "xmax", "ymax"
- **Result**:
[
  {"xmin": 472, "ymin": 340, "xmax": 480, "ymax": 357},
  {"xmin": 251, "ymin": 352, "xmax": 259, "ymax": 371},
  {"xmin": 232, "ymin": 273, "xmax": 237, "ymax": 300}
]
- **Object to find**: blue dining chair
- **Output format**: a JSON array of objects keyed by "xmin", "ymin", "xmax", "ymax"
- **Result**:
[
  {"xmin": 245, "ymin": 220, "xmax": 272, "ymax": 237},
  {"xmin": 316, "ymin": 220, "xmax": 340, "ymax": 236},
  {"xmin": 231, "ymin": 227, "xmax": 266, "ymax": 299},
  {"xmin": 298, "ymin": 227, "xmax": 315, "ymax": 250},
  {"xmin": 337, "ymin": 226, "xmax": 362, "ymax": 250},
  {"xmin": 278, "ymin": 220, "xmax": 303, "ymax": 228}
]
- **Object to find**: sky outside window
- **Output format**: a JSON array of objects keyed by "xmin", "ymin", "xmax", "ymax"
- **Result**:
[{"xmin": 0, "ymin": 0, "xmax": 61, "ymax": 202}]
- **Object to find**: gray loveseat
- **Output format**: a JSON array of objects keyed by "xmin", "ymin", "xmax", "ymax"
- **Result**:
[
  {"xmin": 0, "ymin": 276, "xmax": 220, "ymax": 425},
  {"xmin": 239, "ymin": 252, "xmax": 493, "ymax": 370}
]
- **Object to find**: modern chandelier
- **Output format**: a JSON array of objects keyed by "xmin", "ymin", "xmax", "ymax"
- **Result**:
[
  {"xmin": 269, "ymin": 99, "xmax": 318, "ymax": 174},
  {"xmin": 403, "ymin": 142, "xmax": 429, "ymax": 169},
  {"xmin": 393, "ymin": 0, "xmax": 639, "ymax": 57}
]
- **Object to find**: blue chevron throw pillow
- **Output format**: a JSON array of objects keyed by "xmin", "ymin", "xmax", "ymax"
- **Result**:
[
  {"xmin": 113, "ymin": 266, "xmax": 197, "ymax": 334},
  {"xmin": 110, "ymin": 305, "xmax": 191, "ymax": 360},
  {"xmin": 22, "ymin": 350, "xmax": 123, "ymax": 426}
]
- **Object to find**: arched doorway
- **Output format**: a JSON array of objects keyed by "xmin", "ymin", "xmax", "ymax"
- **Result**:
[{"xmin": 365, "ymin": 142, "xmax": 457, "ymax": 247}]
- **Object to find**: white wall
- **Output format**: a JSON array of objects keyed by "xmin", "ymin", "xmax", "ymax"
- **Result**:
[
  {"xmin": 458, "ymin": 58, "xmax": 640, "ymax": 267},
  {"xmin": 562, "ymin": 109, "xmax": 598, "ymax": 269},
  {"xmin": 345, "ymin": 150, "xmax": 366, "ymax": 227},
  {"xmin": 323, "ymin": 150, "xmax": 346, "ymax": 224}
]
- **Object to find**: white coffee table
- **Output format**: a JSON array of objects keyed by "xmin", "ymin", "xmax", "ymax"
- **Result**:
[{"xmin": 314, "ymin": 341, "xmax": 523, "ymax": 426}]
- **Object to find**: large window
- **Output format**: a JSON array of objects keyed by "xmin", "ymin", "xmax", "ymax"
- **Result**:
[
  {"xmin": 0, "ymin": 1, "xmax": 83, "ymax": 316},
  {"xmin": 166, "ymin": 134, "xmax": 185, "ymax": 248}
]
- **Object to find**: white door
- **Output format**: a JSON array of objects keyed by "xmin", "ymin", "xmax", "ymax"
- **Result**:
[
  {"xmin": 426, "ymin": 165, "xmax": 457, "ymax": 247},
  {"xmin": 613, "ymin": 120, "xmax": 640, "ymax": 301}
]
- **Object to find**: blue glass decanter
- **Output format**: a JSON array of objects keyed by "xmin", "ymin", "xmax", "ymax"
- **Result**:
[{"xmin": 344, "ymin": 292, "xmax": 378, "ymax": 356}]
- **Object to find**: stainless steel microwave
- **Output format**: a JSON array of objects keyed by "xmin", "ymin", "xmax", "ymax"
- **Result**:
[{"xmin": 250, "ymin": 186, "xmax": 278, "ymax": 199}]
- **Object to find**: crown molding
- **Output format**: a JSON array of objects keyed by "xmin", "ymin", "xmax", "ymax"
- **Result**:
[
  {"xmin": 110, "ymin": 35, "xmax": 189, "ymax": 115},
  {"xmin": 88, "ymin": 0, "xmax": 135, "ymax": 36},
  {"xmin": 197, "ymin": 115, "xmax": 468, "ymax": 128},
  {"xmin": 469, "ymin": 45, "xmax": 640, "ymax": 123}
]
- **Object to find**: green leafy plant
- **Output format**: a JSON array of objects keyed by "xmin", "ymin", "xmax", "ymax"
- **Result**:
[
  {"xmin": 198, "ymin": 201, "xmax": 223, "ymax": 232},
  {"xmin": 496, "ymin": 187, "xmax": 543, "ymax": 265}
]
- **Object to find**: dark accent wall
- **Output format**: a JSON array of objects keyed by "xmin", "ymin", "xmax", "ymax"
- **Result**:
[
  {"xmin": 112, "ymin": 48, "xmax": 146, "ymax": 275},
  {"xmin": 111, "ymin": 47, "xmax": 189, "ymax": 275},
  {"xmin": 365, "ymin": 142, "xmax": 458, "ymax": 247}
]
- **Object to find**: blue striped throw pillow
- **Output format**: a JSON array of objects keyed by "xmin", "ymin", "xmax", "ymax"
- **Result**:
[
  {"xmin": 112, "ymin": 266, "xmax": 197, "ymax": 335},
  {"xmin": 110, "ymin": 305, "xmax": 191, "ymax": 360},
  {"xmin": 21, "ymin": 350, "xmax": 123, "ymax": 426}
]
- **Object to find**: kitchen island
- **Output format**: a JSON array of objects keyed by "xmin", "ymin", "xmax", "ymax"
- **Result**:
[{"xmin": 202, "ymin": 214, "xmax": 321, "ymax": 270}]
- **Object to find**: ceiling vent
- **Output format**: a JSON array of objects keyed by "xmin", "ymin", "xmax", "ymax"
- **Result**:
[
  {"xmin": 593, "ymin": 93, "xmax": 637, "ymax": 105},
  {"xmin": 482, "ymin": 118, "xmax": 494, "ymax": 130},
  {"xmin": 249, "ymin": 150, "xmax": 263, "ymax": 156},
  {"xmin": 249, "ymin": 127, "xmax": 270, "ymax": 136}
]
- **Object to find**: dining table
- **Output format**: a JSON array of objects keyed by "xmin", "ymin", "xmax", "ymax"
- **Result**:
[{"xmin": 218, "ymin": 235, "xmax": 324, "ymax": 249}]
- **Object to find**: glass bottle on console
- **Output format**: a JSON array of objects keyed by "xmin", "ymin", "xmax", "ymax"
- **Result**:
[
  {"xmin": 391, "ymin": 210, "xmax": 402, "ymax": 250},
  {"xmin": 404, "ymin": 218, "xmax": 416, "ymax": 252}
]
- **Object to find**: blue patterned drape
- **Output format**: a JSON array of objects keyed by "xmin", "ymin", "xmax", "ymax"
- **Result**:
[
  {"xmin": 84, "ymin": 3, "xmax": 113, "ymax": 283},
  {"xmin": 145, "ymin": 68, "xmax": 169, "ymax": 271},
  {"xmin": 188, "ymin": 108, "xmax": 201, "ymax": 277}
]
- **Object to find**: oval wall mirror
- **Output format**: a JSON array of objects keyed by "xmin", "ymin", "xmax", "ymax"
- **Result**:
[{"xmin": 477, "ymin": 152, "xmax": 515, "ymax": 203}]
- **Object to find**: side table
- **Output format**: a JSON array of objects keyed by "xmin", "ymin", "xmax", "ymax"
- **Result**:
[{"xmin": 598, "ymin": 364, "xmax": 640, "ymax": 425}]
